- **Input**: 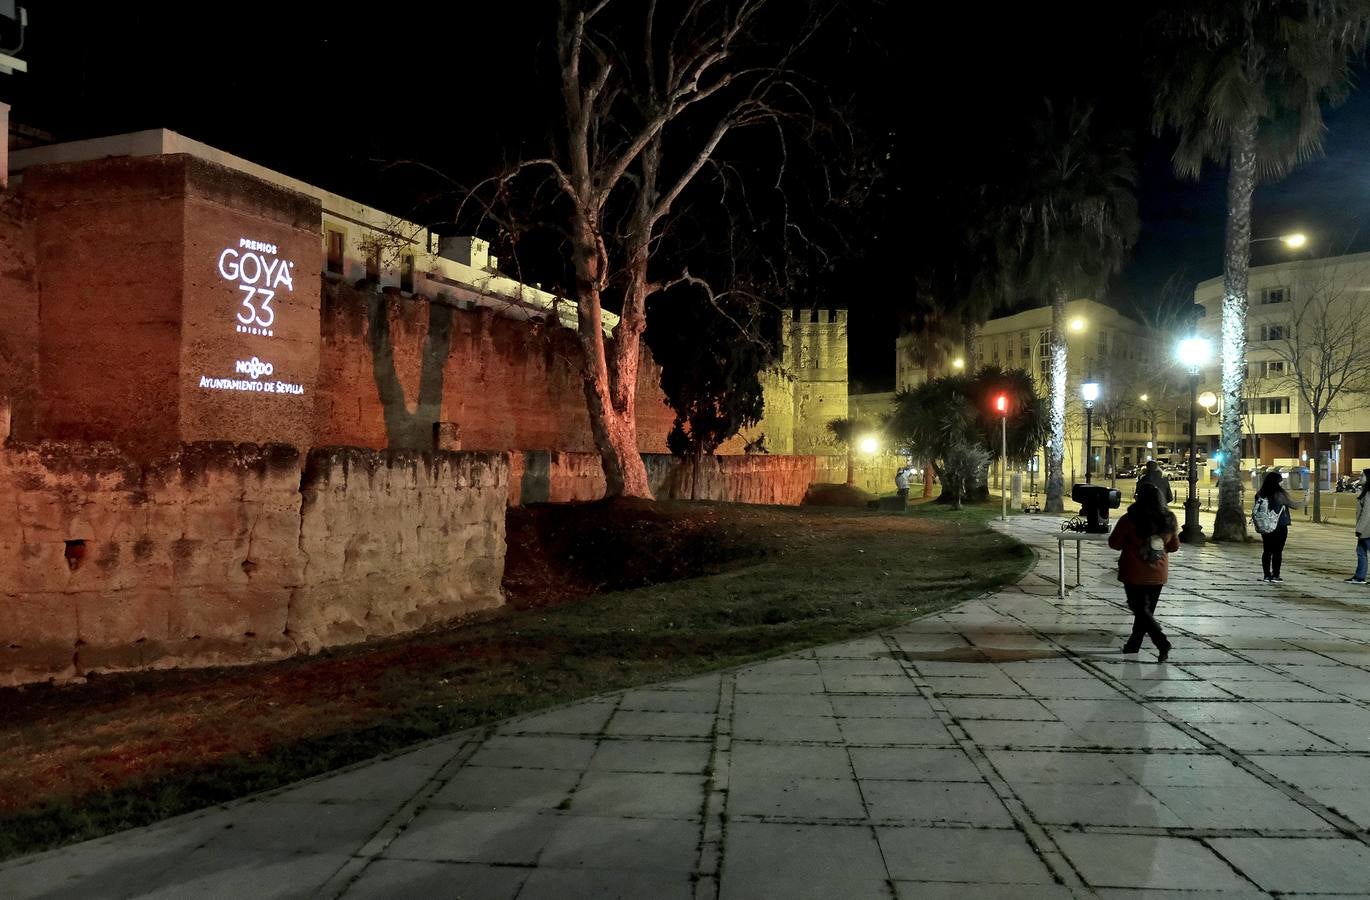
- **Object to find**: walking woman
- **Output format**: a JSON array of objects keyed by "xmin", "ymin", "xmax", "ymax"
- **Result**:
[
  {"xmin": 1347, "ymin": 469, "xmax": 1370, "ymax": 584},
  {"xmin": 1108, "ymin": 481, "xmax": 1179, "ymax": 660},
  {"xmin": 1254, "ymin": 471, "xmax": 1296, "ymax": 583}
]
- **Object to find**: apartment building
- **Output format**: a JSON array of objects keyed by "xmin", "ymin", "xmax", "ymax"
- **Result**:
[{"xmin": 1193, "ymin": 250, "xmax": 1370, "ymax": 478}]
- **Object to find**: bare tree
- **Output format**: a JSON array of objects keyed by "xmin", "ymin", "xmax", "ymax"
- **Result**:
[
  {"xmin": 462, "ymin": 0, "xmax": 843, "ymax": 498},
  {"xmin": 1271, "ymin": 264, "xmax": 1370, "ymax": 522},
  {"xmin": 1096, "ymin": 380, "xmax": 1137, "ymax": 488}
]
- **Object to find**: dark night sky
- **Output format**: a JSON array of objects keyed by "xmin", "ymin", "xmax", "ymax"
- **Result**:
[{"xmin": 8, "ymin": 1, "xmax": 1370, "ymax": 389}]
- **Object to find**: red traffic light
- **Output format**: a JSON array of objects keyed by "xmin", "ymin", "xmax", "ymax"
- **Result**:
[{"xmin": 994, "ymin": 393, "xmax": 1008, "ymax": 413}]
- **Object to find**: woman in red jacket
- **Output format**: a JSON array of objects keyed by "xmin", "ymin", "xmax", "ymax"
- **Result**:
[{"xmin": 1107, "ymin": 481, "xmax": 1180, "ymax": 661}]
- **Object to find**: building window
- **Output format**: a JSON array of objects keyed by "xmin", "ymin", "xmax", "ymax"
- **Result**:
[
  {"xmin": 366, "ymin": 247, "xmax": 381, "ymax": 282},
  {"xmin": 1097, "ymin": 329, "xmax": 1108, "ymax": 359},
  {"xmin": 1020, "ymin": 331, "xmax": 1031, "ymax": 360},
  {"xmin": 1242, "ymin": 397, "xmax": 1289, "ymax": 415},
  {"xmin": 1261, "ymin": 287, "xmax": 1289, "ymax": 305},
  {"xmin": 326, "ymin": 229, "xmax": 345, "ymax": 275},
  {"xmin": 1263, "ymin": 360, "xmax": 1285, "ymax": 377},
  {"xmin": 1260, "ymin": 323, "xmax": 1286, "ymax": 341},
  {"xmin": 400, "ymin": 254, "xmax": 415, "ymax": 293}
]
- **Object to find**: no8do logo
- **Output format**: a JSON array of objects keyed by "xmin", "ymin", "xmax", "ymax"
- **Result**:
[{"xmin": 218, "ymin": 239, "xmax": 295, "ymax": 334}]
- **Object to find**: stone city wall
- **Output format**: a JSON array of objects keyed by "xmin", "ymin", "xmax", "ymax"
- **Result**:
[
  {"xmin": 0, "ymin": 193, "xmax": 36, "ymax": 442},
  {"xmin": 0, "ymin": 441, "xmax": 507, "ymax": 685},
  {"xmin": 314, "ymin": 281, "xmax": 677, "ymax": 454},
  {"xmin": 508, "ymin": 450, "xmax": 816, "ymax": 507}
]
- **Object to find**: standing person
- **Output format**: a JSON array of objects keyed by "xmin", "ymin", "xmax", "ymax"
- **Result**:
[
  {"xmin": 1346, "ymin": 469, "xmax": 1370, "ymax": 584},
  {"xmin": 894, "ymin": 466, "xmax": 911, "ymax": 503},
  {"xmin": 1253, "ymin": 471, "xmax": 1296, "ymax": 583},
  {"xmin": 1136, "ymin": 460, "xmax": 1174, "ymax": 504},
  {"xmin": 1108, "ymin": 481, "xmax": 1179, "ymax": 660}
]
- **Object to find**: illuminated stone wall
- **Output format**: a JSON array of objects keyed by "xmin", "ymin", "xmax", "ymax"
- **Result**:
[
  {"xmin": 314, "ymin": 281, "xmax": 677, "ymax": 454},
  {"xmin": 0, "ymin": 441, "xmax": 507, "ymax": 686},
  {"xmin": 19, "ymin": 155, "xmax": 322, "ymax": 455},
  {"xmin": 0, "ymin": 193, "xmax": 35, "ymax": 439}
]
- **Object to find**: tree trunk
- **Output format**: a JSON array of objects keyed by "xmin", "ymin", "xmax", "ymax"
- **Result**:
[
  {"xmin": 1150, "ymin": 417, "xmax": 1158, "ymax": 461},
  {"xmin": 922, "ymin": 462, "xmax": 935, "ymax": 498},
  {"xmin": 1312, "ymin": 423, "xmax": 1322, "ymax": 523},
  {"xmin": 571, "ymin": 245, "xmax": 652, "ymax": 498},
  {"xmin": 569, "ymin": 293, "xmax": 649, "ymax": 498},
  {"xmin": 846, "ymin": 449, "xmax": 855, "ymax": 487},
  {"xmin": 691, "ymin": 450, "xmax": 702, "ymax": 501},
  {"xmin": 1045, "ymin": 287, "xmax": 1068, "ymax": 513},
  {"xmin": 1212, "ymin": 114, "xmax": 1258, "ymax": 541}
]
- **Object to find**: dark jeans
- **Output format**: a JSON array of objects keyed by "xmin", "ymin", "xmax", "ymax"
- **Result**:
[
  {"xmin": 1262, "ymin": 525, "xmax": 1289, "ymax": 578},
  {"xmin": 1123, "ymin": 583, "xmax": 1168, "ymax": 650}
]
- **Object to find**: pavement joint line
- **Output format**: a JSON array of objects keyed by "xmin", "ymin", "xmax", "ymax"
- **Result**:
[
  {"xmin": 995, "ymin": 519, "xmax": 1370, "ymax": 848},
  {"xmin": 692, "ymin": 671, "xmax": 734, "ymax": 900},
  {"xmin": 835, "ymin": 672, "xmax": 901, "ymax": 899},
  {"xmin": 879, "ymin": 632, "xmax": 1093, "ymax": 896},
  {"xmin": 316, "ymin": 734, "xmax": 486, "ymax": 900}
]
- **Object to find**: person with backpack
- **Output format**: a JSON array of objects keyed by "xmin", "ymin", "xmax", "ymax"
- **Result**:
[
  {"xmin": 1253, "ymin": 470, "xmax": 1297, "ymax": 583},
  {"xmin": 1346, "ymin": 468, "xmax": 1370, "ymax": 584},
  {"xmin": 1108, "ymin": 480, "xmax": 1180, "ymax": 660}
]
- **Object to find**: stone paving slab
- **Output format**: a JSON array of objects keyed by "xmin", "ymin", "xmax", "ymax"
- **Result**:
[{"xmin": 8, "ymin": 511, "xmax": 1370, "ymax": 897}]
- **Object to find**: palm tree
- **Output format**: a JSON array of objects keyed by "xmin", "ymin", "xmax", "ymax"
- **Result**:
[
  {"xmin": 1151, "ymin": 1, "xmax": 1370, "ymax": 540},
  {"xmin": 997, "ymin": 101, "xmax": 1139, "ymax": 513},
  {"xmin": 901, "ymin": 281, "xmax": 959, "ymax": 497}
]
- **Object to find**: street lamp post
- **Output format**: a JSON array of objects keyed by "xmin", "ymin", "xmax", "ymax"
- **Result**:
[
  {"xmin": 995, "ymin": 393, "xmax": 1008, "ymax": 521},
  {"xmin": 1081, "ymin": 380, "xmax": 1100, "ymax": 485},
  {"xmin": 1176, "ymin": 336, "xmax": 1213, "ymax": 543}
]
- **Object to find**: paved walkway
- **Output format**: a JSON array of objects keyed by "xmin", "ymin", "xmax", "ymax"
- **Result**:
[{"xmin": 8, "ymin": 514, "xmax": 1370, "ymax": 898}]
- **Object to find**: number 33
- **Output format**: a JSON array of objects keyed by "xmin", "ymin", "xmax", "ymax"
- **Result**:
[{"xmin": 236, "ymin": 286, "xmax": 276, "ymax": 328}]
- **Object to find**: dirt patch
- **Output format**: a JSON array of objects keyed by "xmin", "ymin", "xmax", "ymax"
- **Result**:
[{"xmin": 502, "ymin": 498, "xmax": 769, "ymax": 608}]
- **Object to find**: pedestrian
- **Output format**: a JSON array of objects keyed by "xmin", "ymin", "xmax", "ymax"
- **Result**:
[
  {"xmin": 1346, "ymin": 468, "xmax": 1370, "ymax": 584},
  {"xmin": 1252, "ymin": 470, "xmax": 1297, "ymax": 583},
  {"xmin": 894, "ymin": 466, "xmax": 911, "ymax": 502},
  {"xmin": 1108, "ymin": 480, "xmax": 1179, "ymax": 661},
  {"xmin": 1136, "ymin": 460, "xmax": 1173, "ymax": 504}
]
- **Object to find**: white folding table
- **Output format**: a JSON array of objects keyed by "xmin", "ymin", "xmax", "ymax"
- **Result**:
[{"xmin": 1055, "ymin": 531, "xmax": 1111, "ymax": 598}]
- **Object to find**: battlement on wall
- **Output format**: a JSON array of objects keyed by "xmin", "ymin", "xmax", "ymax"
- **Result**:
[{"xmin": 779, "ymin": 308, "xmax": 848, "ymax": 377}]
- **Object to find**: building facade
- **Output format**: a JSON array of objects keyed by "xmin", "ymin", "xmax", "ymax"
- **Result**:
[
  {"xmin": 896, "ymin": 299, "xmax": 1188, "ymax": 485},
  {"xmin": 1193, "ymin": 250, "xmax": 1370, "ymax": 478}
]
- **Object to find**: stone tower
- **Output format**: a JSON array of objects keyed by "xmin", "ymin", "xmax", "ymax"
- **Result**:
[{"xmin": 782, "ymin": 308, "xmax": 849, "ymax": 455}]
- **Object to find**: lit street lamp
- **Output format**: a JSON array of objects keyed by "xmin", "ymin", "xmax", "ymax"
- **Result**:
[
  {"xmin": 1081, "ymin": 379, "xmax": 1100, "ymax": 485},
  {"xmin": 1176, "ymin": 335, "xmax": 1213, "ymax": 543},
  {"xmin": 1251, "ymin": 232, "xmax": 1308, "ymax": 249}
]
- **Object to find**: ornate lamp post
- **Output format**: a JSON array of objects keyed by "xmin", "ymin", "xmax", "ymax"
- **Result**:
[
  {"xmin": 1081, "ymin": 379, "xmax": 1100, "ymax": 484},
  {"xmin": 1176, "ymin": 336, "xmax": 1213, "ymax": 543}
]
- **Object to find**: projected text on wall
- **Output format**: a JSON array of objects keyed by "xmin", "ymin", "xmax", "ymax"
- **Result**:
[{"xmin": 198, "ymin": 237, "xmax": 305, "ymax": 396}]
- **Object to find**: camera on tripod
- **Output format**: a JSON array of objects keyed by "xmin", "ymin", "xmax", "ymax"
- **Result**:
[{"xmin": 1069, "ymin": 483, "xmax": 1121, "ymax": 533}]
